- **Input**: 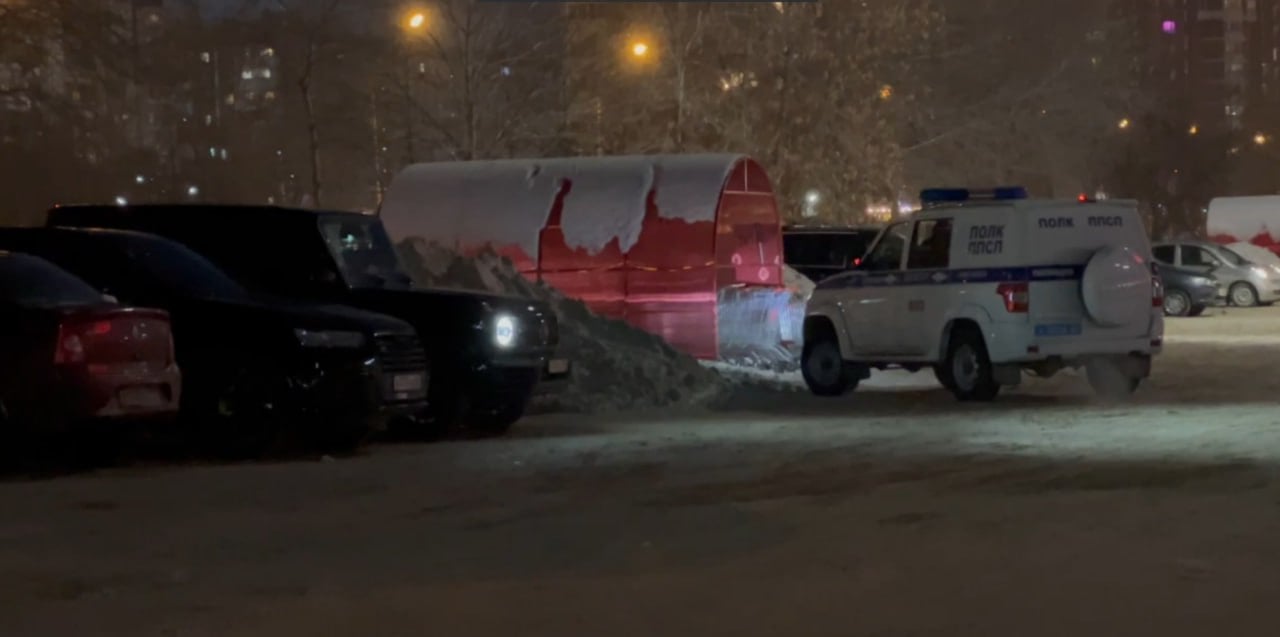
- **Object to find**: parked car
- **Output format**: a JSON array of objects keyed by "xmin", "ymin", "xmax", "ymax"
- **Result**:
[
  {"xmin": 783, "ymin": 225, "xmax": 881, "ymax": 282},
  {"xmin": 0, "ymin": 251, "xmax": 180, "ymax": 441},
  {"xmin": 0, "ymin": 228, "xmax": 429, "ymax": 452},
  {"xmin": 47, "ymin": 204, "xmax": 569, "ymax": 435},
  {"xmin": 1156, "ymin": 263, "xmax": 1221, "ymax": 317},
  {"xmin": 1152, "ymin": 241, "xmax": 1280, "ymax": 307}
]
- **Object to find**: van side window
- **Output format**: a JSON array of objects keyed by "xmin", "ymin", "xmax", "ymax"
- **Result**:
[
  {"xmin": 1152, "ymin": 245, "xmax": 1175, "ymax": 264},
  {"xmin": 907, "ymin": 218, "xmax": 953, "ymax": 270},
  {"xmin": 862, "ymin": 222, "xmax": 910, "ymax": 272}
]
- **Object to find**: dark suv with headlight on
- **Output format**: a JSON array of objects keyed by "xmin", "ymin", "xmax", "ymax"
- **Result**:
[
  {"xmin": 47, "ymin": 204, "xmax": 569, "ymax": 435},
  {"xmin": 0, "ymin": 227, "xmax": 428, "ymax": 452}
]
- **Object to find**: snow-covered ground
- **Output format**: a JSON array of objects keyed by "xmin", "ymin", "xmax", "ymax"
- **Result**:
[{"xmin": 4, "ymin": 306, "xmax": 1280, "ymax": 636}]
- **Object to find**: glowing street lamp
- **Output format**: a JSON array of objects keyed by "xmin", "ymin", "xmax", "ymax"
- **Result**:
[
  {"xmin": 1254, "ymin": 132, "xmax": 1268, "ymax": 146},
  {"xmin": 404, "ymin": 11, "xmax": 427, "ymax": 31},
  {"xmin": 1118, "ymin": 117, "xmax": 1131, "ymax": 130},
  {"xmin": 630, "ymin": 41, "xmax": 650, "ymax": 58},
  {"xmin": 1189, "ymin": 124, "xmax": 1199, "ymax": 136}
]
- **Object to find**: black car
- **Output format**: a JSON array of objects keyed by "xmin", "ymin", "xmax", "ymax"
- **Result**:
[
  {"xmin": 783, "ymin": 225, "xmax": 881, "ymax": 282},
  {"xmin": 0, "ymin": 227, "xmax": 429, "ymax": 452},
  {"xmin": 47, "ymin": 204, "xmax": 569, "ymax": 435},
  {"xmin": 1157, "ymin": 262, "xmax": 1221, "ymax": 317}
]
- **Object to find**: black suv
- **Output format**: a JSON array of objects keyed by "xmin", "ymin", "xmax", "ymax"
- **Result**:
[
  {"xmin": 47, "ymin": 205, "xmax": 568, "ymax": 434},
  {"xmin": 782, "ymin": 225, "xmax": 882, "ymax": 282},
  {"xmin": 0, "ymin": 227, "xmax": 429, "ymax": 452}
]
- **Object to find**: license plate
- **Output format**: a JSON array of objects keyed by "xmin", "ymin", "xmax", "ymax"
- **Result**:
[
  {"xmin": 118, "ymin": 386, "xmax": 166, "ymax": 408},
  {"xmin": 392, "ymin": 373, "xmax": 424, "ymax": 393},
  {"xmin": 547, "ymin": 358, "xmax": 570, "ymax": 375},
  {"xmin": 1034, "ymin": 323, "xmax": 1082, "ymax": 337}
]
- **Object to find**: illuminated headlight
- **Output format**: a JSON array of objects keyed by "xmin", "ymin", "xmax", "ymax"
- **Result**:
[
  {"xmin": 294, "ymin": 328, "xmax": 365, "ymax": 349},
  {"xmin": 494, "ymin": 314, "xmax": 516, "ymax": 348},
  {"xmin": 1252, "ymin": 266, "xmax": 1272, "ymax": 279}
]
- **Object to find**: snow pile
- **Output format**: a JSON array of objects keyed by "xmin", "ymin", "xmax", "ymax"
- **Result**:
[
  {"xmin": 397, "ymin": 239, "xmax": 730, "ymax": 413},
  {"xmin": 716, "ymin": 265, "xmax": 814, "ymax": 371}
]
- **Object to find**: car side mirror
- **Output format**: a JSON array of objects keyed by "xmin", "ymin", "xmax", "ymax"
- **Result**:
[{"xmin": 102, "ymin": 293, "xmax": 119, "ymax": 304}]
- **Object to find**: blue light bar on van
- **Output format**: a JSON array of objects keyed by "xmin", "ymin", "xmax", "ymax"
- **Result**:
[{"xmin": 919, "ymin": 187, "xmax": 1028, "ymax": 203}]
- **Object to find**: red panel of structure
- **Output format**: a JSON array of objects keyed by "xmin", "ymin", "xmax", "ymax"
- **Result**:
[{"xmin": 391, "ymin": 155, "xmax": 783, "ymax": 360}]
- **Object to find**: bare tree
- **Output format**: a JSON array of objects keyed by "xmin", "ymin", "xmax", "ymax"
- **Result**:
[
  {"xmin": 900, "ymin": 0, "xmax": 1137, "ymax": 196},
  {"xmin": 388, "ymin": 0, "xmax": 563, "ymax": 162}
]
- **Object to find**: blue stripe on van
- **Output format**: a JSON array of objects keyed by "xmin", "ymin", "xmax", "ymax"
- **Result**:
[{"xmin": 814, "ymin": 265, "xmax": 1085, "ymax": 290}]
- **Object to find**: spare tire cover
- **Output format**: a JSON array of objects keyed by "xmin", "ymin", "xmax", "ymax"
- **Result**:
[{"xmin": 1081, "ymin": 244, "xmax": 1151, "ymax": 328}]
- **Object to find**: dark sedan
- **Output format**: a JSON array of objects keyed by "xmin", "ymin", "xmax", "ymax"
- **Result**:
[
  {"xmin": 0, "ymin": 251, "xmax": 180, "ymax": 445},
  {"xmin": 0, "ymin": 228, "xmax": 429, "ymax": 453},
  {"xmin": 1158, "ymin": 263, "xmax": 1221, "ymax": 317}
]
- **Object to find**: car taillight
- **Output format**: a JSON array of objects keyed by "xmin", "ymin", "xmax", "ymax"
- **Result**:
[
  {"xmin": 996, "ymin": 281, "xmax": 1030, "ymax": 313},
  {"xmin": 54, "ymin": 326, "xmax": 86, "ymax": 364},
  {"xmin": 53, "ymin": 319, "xmax": 114, "ymax": 365},
  {"xmin": 1152, "ymin": 276, "xmax": 1164, "ymax": 308},
  {"xmin": 852, "ymin": 257, "xmax": 862, "ymax": 267}
]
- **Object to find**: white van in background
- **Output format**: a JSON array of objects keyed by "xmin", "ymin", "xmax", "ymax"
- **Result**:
[{"xmin": 803, "ymin": 188, "xmax": 1164, "ymax": 402}]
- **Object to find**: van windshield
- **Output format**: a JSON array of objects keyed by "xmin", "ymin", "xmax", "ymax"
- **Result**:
[{"xmin": 319, "ymin": 217, "xmax": 414, "ymax": 290}]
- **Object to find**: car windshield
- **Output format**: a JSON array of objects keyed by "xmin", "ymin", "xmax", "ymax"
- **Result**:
[
  {"xmin": 121, "ymin": 237, "xmax": 250, "ymax": 300},
  {"xmin": 784, "ymin": 231, "xmax": 876, "ymax": 267},
  {"xmin": 1218, "ymin": 246, "xmax": 1248, "ymax": 266},
  {"xmin": 0, "ymin": 255, "xmax": 106, "ymax": 309},
  {"xmin": 319, "ymin": 216, "xmax": 414, "ymax": 290}
]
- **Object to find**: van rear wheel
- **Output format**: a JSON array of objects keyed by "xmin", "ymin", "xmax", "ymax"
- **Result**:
[
  {"xmin": 1086, "ymin": 357, "xmax": 1141, "ymax": 401},
  {"xmin": 944, "ymin": 326, "xmax": 1000, "ymax": 402}
]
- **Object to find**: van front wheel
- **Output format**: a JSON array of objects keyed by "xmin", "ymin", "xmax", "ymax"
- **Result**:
[{"xmin": 802, "ymin": 333, "xmax": 859, "ymax": 397}]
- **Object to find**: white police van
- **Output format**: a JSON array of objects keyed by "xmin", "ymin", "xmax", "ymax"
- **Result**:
[{"xmin": 801, "ymin": 187, "xmax": 1164, "ymax": 401}]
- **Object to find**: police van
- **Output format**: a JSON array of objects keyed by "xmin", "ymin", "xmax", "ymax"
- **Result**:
[{"xmin": 801, "ymin": 187, "xmax": 1164, "ymax": 401}]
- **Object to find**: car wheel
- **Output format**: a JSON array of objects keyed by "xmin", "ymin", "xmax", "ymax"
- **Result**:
[
  {"xmin": 1086, "ymin": 357, "xmax": 1141, "ymax": 401},
  {"xmin": 801, "ymin": 330, "xmax": 859, "ymax": 397},
  {"xmin": 1163, "ymin": 289, "xmax": 1191, "ymax": 317},
  {"xmin": 208, "ymin": 367, "xmax": 291, "ymax": 457},
  {"xmin": 944, "ymin": 325, "xmax": 1000, "ymax": 402},
  {"xmin": 1230, "ymin": 282, "xmax": 1260, "ymax": 307},
  {"xmin": 1188, "ymin": 304, "xmax": 1207, "ymax": 317}
]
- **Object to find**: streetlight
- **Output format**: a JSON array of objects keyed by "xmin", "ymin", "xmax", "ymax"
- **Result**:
[
  {"xmin": 630, "ymin": 41, "xmax": 650, "ymax": 58},
  {"xmin": 1189, "ymin": 124, "xmax": 1199, "ymax": 136},
  {"xmin": 403, "ymin": 9, "xmax": 427, "ymax": 32},
  {"xmin": 1255, "ymin": 132, "xmax": 1268, "ymax": 146},
  {"xmin": 1118, "ymin": 117, "xmax": 1131, "ymax": 130}
]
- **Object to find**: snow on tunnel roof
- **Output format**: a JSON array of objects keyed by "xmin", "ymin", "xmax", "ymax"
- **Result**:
[{"xmin": 379, "ymin": 154, "xmax": 747, "ymax": 258}]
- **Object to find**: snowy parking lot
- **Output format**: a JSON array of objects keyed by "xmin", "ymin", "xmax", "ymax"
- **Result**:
[{"xmin": 5, "ymin": 306, "xmax": 1280, "ymax": 636}]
